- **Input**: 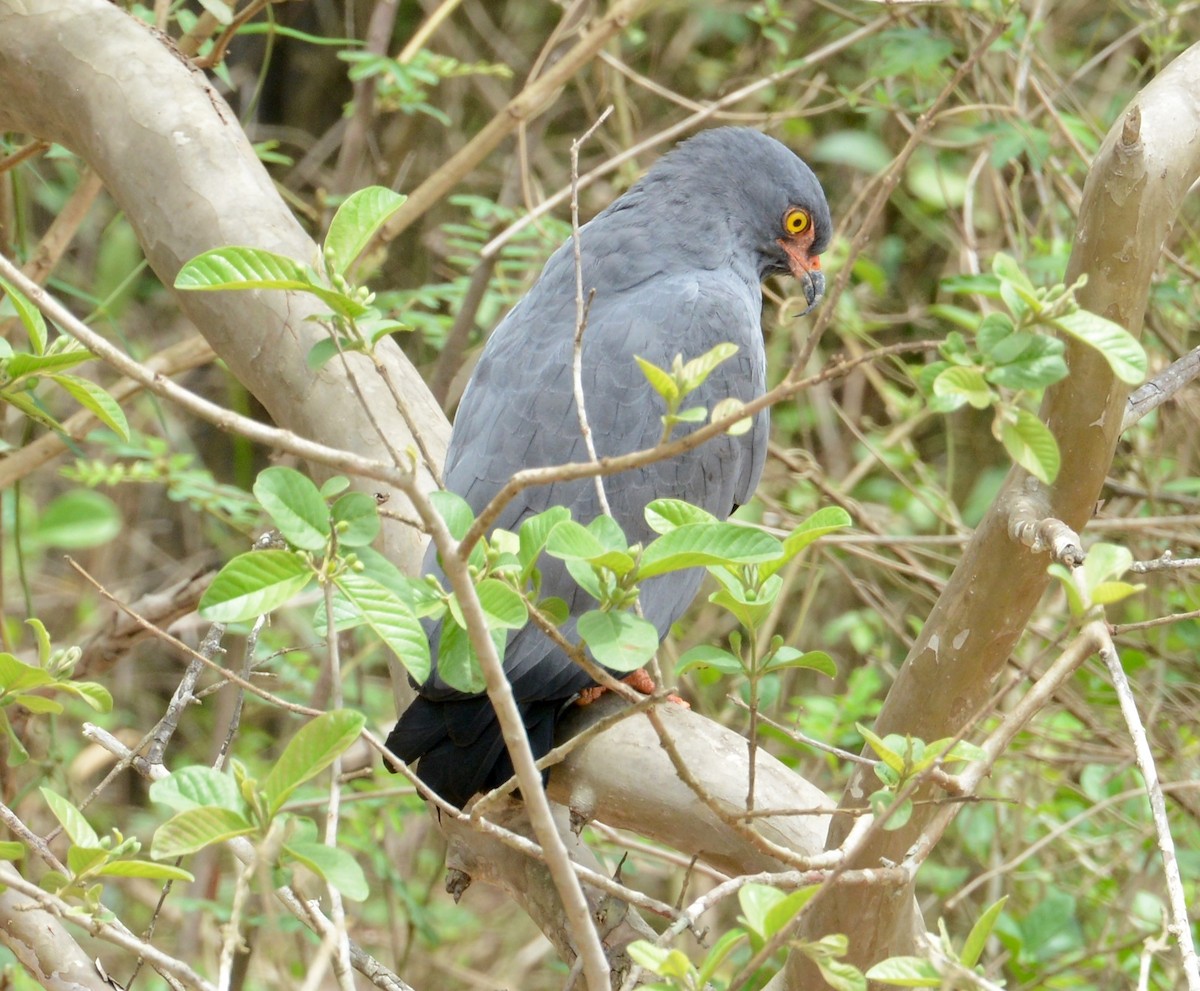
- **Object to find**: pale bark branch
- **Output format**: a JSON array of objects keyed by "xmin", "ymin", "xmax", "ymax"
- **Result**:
[{"xmin": 794, "ymin": 37, "xmax": 1200, "ymax": 984}]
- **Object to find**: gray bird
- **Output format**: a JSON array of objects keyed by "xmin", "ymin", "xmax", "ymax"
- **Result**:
[{"xmin": 386, "ymin": 127, "xmax": 831, "ymax": 807}]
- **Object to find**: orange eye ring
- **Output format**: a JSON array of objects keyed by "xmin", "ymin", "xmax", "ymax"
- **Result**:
[{"xmin": 784, "ymin": 208, "xmax": 811, "ymax": 236}]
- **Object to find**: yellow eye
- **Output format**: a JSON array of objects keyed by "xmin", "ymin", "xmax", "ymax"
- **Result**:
[{"xmin": 784, "ymin": 209, "xmax": 811, "ymax": 235}]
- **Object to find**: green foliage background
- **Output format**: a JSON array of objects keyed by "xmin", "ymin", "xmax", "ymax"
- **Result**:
[{"xmin": 2, "ymin": 1, "xmax": 1199, "ymax": 989}]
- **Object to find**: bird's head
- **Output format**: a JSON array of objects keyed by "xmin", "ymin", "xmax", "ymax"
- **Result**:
[{"xmin": 633, "ymin": 128, "xmax": 832, "ymax": 314}]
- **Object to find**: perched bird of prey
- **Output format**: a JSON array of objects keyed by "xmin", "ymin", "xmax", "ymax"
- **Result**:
[{"xmin": 387, "ymin": 127, "xmax": 831, "ymax": 807}]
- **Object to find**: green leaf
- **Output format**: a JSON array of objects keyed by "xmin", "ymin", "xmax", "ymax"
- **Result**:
[
  {"xmin": 932, "ymin": 366, "xmax": 992, "ymax": 411},
  {"xmin": 475, "ymin": 578, "xmax": 528, "ymax": 630},
  {"xmin": 34, "ymin": 490, "xmax": 122, "ymax": 549},
  {"xmin": 864, "ymin": 956, "xmax": 941, "ymax": 986},
  {"xmin": 199, "ymin": 549, "xmax": 314, "ymax": 622},
  {"xmin": 428, "ymin": 490, "xmax": 475, "ymax": 541},
  {"xmin": 857, "ymin": 724, "xmax": 905, "ymax": 773},
  {"xmin": 626, "ymin": 942, "xmax": 695, "ymax": 980},
  {"xmin": 637, "ymin": 523, "xmax": 782, "ymax": 579},
  {"xmin": 284, "ymin": 840, "xmax": 369, "ymax": 901},
  {"xmin": 0, "ymin": 274, "xmax": 48, "ymax": 353},
  {"xmin": 764, "ymin": 886, "xmax": 818, "ymax": 936},
  {"xmin": 996, "ymin": 407, "xmax": 1060, "ymax": 484},
  {"xmin": 67, "ymin": 846, "xmax": 108, "ymax": 876},
  {"xmin": 40, "ymin": 788, "xmax": 100, "ymax": 848},
  {"xmin": 681, "ymin": 342, "xmax": 738, "ymax": 389},
  {"xmin": 10, "ymin": 694, "xmax": 63, "ymax": 714},
  {"xmin": 323, "ymin": 187, "xmax": 406, "ymax": 275},
  {"xmin": 759, "ymin": 507, "xmax": 852, "ymax": 580},
  {"xmin": 812, "ymin": 952, "xmax": 867, "ymax": 991},
  {"xmin": 152, "ymin": 807, "xmax": 256, "ymax": 858},
  {"xmin": 961, "ymin": 895, "xmax": 1008, "ymax": 969},
  {"xmin": 253, "ymin": 466, "xmax": 331, "ymax": 550},
  {"xmin": 518, "ymin": 507, "xmax": 572, "ymax": 571},
  {"xmin": 150, "ymin": 766, "xmax": 244, "ymax": 814},
  {"xmin": 5, "ymin": 349, "xmax": 92, "ymax": 380},
  {"xmin": 333, "ymin": 572, "xmax": 430, "ymax": 683},
  {"xmin": 0, "ymin": 653, "xmax": 56, "ymax": 692},
  {"xmin": 738, "ymin": 883, "xmax": 788, "ymax": 939},
  {"xmin": 545, "ymin": 520, "xmax": 608, "ymax": 561},
  {"xmin": 175, "ymin": 245, "xmax": 315, "ymax": 292},
  {"xmin": 0, "ymin": 841, "xmax": 25, "ymax": 860},
  {"xmin": 98, "ymin": 860, "xmax": 195, "ymax": 882},
  {"xmin": 329, "ymin": 491, "xmax": 380, "ymax": 547},
  {"xmin": 577, "ymin": 610, "xmax": 659, "ymax": 672},
  {"xmin": 1051, "ymin": 310, "xmax": 1147, "ymax": 385},
  {"xmin": 47, "ymin": 374, "xmax": 129, "ymax": 439},
  {"xmin": 710, "ymin": 396, "xmax": 753, "ymax": 435},
  {"xmin": 677, "ymin": 645, "xmax": 743, "ymax": 677},
  {"xmin": 644, "ymin": 499, "xmax": 717, "ymax": 535},
  {"xmin": 697, "ymin": 928, "xmax": 749, "ymax": 986},
  {"xmin": 436, "ymin": 618, "xmax": 490, "ymax": 694},
  {"xmin": 58, "ymin": 681, "xmax": 113, "ymax": 713},
  {"xmin": 261, "ymin": 710, "xmax": 367, "ymax": 815},
  {"xmin": 633, "ymin": 356, "xmax": 678, "ymax": 404},
  {"xmin": 764, "ymin": 648, "xmax": 836, "ymax": 677}
]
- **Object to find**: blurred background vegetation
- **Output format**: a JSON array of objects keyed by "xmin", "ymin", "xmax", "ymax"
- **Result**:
[{"xmin": 2, "ymin": 1, "xmax": 1199, "ymax": 988}]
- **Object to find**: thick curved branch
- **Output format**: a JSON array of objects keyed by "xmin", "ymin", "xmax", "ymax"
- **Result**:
[
  {"xmin": 793, "ymin": 39, "xmax": 1200, "ymax": 984},
  {"xmin": 0, "ymin": 0, "xmax": 448, "ymax": 575}
]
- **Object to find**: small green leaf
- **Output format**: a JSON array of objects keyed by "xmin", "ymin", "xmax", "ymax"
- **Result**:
[
  {"xmin": 152, "ymin": 807, "xmax": 256, "ymax": 858},
  {"xmin": 633, "ymin": 356, "xmax": 678, "ymax": 404},
  {"xmin": 577, "ymin": 610, "xmax": 659, "ymax": 672},
  {"xmin": 1051, "ymin": 310, "xmax": 1147, "ymax": 385},
  {"xmin": 98, "ymin": 860, "xmax": 195, "ymax": 882},
  {"xmin": 961, "ymin": 895, "xmax": 1008, "ymax": 969},
  {"xmin": 333, "ymin": 572, "xmax": 430, "ymax": 683},
  {"xmin": 428, "ymin": 490, "xmax": 475, "ymax": 541},
  {"xmin": 175, "ymin": 246, "xmax": 314, "ymax": 292},
  {"xmin": 638, "ymin": 523, "xmax": 782, "ymax": 579},
  {"xmin": 253, "ymin": 466, "xmax": 331, "ymax": 550},
  {"xmin": 0, "ymin": 653, "xmax": 56, "ymax": 692},
  {"xmin": 40, "ymin": 788, "xmax": 99, "ymax": 848},
  {"xmin": 0, "ymin": 841, "xmax": 25, "ymax": 860},
  {"xmin": 677, "ymin": 645, "xmax": 743, "ymax": 677},
  {"xmin": 697, "ymin": 928, "xmax": 749, "ymax": 986},
  {"xmin": 864, "ymin": 956, "xmax": 941, "ymax": 986},
  {"xmin": 0, "ymin": 274, "xmax": 48, "ymax": 353},
  {"xmin": 284, "ymin": 841, "xmax": 369, "ymax": 901},
  {"xmin": 518, "ymin": 507, "xmax": 572, "ymax": 571},
  {"xmin": 330, "ymin": 491, "xmax": 380, "ymax": 547},
  {"xmin": 738, "ymin": 883, "xmax": 787, "ymax": 939},
  {"xmin": 759, "ymin": 507, "xmax": 852, "ymax": 580},
  {"xmin": 150, "ymin": 766, "xmax": 245, "ymax": 814},
  {"xmin": 763, "ymin": 647, "xmax": 836, "ymax": 677},
  {"xmin": 812, "ymin": 952, "xmax": 867, "ymax": 991},
  {"xmin": 857, "ymin": 724, "xmax": 905, "ymax": 773},
  {"xmin": 261, "ymin": 710, "xmax": 367, "ymax": 815},
  {"xmin": 436, "ymin": 618, "xmax": 490, "ymax": 694},
  {"xmin": 10, "ymin": 694, "xmax": 63, "ymax": 714},
  {"xmin": 199, "ymin": 549, "xmax": 314, "ymax": 622},
  {"xmin": 545, "ymin": 520, "xmax": 607, "ymax": 561},
  {"xmin": 626, "ymin": 942, "xmax": 695, "ymax": 980},
  {"xmin": 711, "ymin": 396, "xmax": 753, "ymax": 435},
  {"xmin": 324, "ymin": 187, "xmax": 407, "ymax": 275},
  {"xmin": 644, "ymin": 499, "xmax": 717, "ymax": 534},
  {"xmin": 996, "ymin": 407, "xmax": 1060, "ymax": 484},
  {"xmin": 34, "ymin": 490, "xmax": 122, "ymax": 549},
  {"xmin": 681, "ymin": 341, "xmax": 738, "ymax": 389},
  {"xmin": 58, "ymin": 681, "xmax": 113, "ymax": 713},
  {"xmin": 932, "ymin": 366, "xmax": 993, "ymax": 411},
  {"xmin": 48, "ymin": 374, "xmax": 129, "ymax": 439},
  {"xmin": 475, "ymin": 578, "xmax": 528, "ymax": 630}
]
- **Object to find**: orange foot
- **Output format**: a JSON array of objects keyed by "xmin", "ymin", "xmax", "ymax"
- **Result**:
[{"xmin": 576, "ymin": 669, "xmax": 691, "ymax": 708}]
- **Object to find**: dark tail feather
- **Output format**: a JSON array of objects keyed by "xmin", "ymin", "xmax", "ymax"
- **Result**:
[{"xmin": 385, "ymin": 696, "xmax": 560, "ymax": 808}]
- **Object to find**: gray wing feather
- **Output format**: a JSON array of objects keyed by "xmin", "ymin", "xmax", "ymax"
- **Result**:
[{"xmin": 423, "ymin": 270, "xmax": 768, "ymax": 702}]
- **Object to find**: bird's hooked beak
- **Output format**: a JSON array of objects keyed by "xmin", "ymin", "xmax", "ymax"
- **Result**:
[{"xmin": 779, "ymin": 237, "xmax": 825, "ymax": 316}]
